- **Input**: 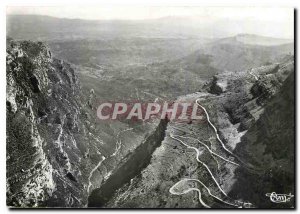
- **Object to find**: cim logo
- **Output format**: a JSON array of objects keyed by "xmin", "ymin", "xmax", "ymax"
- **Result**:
[{"xmin": 265, "ymin": 192, "xmax": 294, "ymax": 203}]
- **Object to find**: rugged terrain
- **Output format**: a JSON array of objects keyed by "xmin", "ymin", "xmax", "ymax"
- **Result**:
[
  {"xmin": 6, "ymin": 37, "xmax": 294, "ymax": 208},
  {"xmin": 6, "ymin": 39, "xmax": 160, "ymax": 207},
  {"xmin": 101, "ymin": 57, "xmax": 295, "ymax": 208},
  {"xmin": 6, "ymin": 14, "xmax": 295, "ymax": 208}
]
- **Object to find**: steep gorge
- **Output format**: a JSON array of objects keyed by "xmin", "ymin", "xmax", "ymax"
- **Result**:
[
  {"xmin": 6, "ymin": 38, "xmax": 294, "ymax": 208},
  {"xmin": 6, "ymin": 39, "xmax": 169, "ymax": 208}
]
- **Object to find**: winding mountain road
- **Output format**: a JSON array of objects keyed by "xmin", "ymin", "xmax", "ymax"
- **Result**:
[
  {"xmin": 169, "ymin": 178, "xmax": 242, "ymax": 208},
  {"xmin": 169, "ymin": 98, "xmax": 252, "ymax": 208},
  {"xmin": 196, "ymin": 99, "xmax": 261, "ymax": 172},
  {"xmin": 195, "ymin": 99, "xmax": 236, "ymax": 156}
]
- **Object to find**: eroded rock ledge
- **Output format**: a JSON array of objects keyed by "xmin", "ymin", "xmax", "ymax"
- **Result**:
[{"xmin": 6, "ymin": 39, "xmax": 94, "ymax": 207}]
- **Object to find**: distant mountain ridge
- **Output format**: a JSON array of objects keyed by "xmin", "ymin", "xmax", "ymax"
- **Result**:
[
  {"xmin": 217, "ymin": 34, "xmax": 293, "ymax": 46},
  {"xmin": 176, "ymin": 37, "xmax": 293, "ymax": 72},
  {"xmin": 7, "ymin": 14, "xmax": 294, "ymax": 41}
]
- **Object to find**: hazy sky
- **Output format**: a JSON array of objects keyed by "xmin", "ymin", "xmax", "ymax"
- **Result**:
[{"xmin": 7, "ymin": 6, "xmax": 294, "ymax": 38}]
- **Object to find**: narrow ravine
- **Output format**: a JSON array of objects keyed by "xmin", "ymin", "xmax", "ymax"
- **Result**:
[
  {"xmin": 88, "ymin": 118, "xmax": 169, "ymax": 207},
  {"xmin": 87, "ymin": 128, "xmax": 133, "ymax": 195}
]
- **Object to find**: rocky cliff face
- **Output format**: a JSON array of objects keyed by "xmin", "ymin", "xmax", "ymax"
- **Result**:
[
  {"xmin": 230, "ymin": 68, "xmax": 295, "ymax": 208},
  {"xmin": 6, "ymin": 39, "xmax": 163, "ymax": 208},
  {"xmin": 6, "ymin": 38, "xmax": 125, "ymax": 207},
  {"xmin": 6, "ymin": 38, "xmax": 92, "ymax": 207}
]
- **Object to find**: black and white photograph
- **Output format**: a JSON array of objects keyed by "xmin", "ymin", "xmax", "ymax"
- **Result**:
[{"xmin": 5, "ymin": 4, "xmax": 295, "ymax": 209}]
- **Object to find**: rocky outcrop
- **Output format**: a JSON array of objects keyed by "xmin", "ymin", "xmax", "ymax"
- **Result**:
[
  {"xmin": 205, "ymin": 76, "xmax": 227, "ymax": 95},
  {"xmin": 6, "ymin": 39, "xmax": 98, "ymax": 207},
  {"xmin": 229, "ymin": 71, "xmax": 295, "ymax": 208},
  {"xmin": 250, "ymin": 62, "xmax": 293, "ymax": 106},
  {"xmin": 7, "ymin": 39, "xmax": 56, "ymax": 207}
]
